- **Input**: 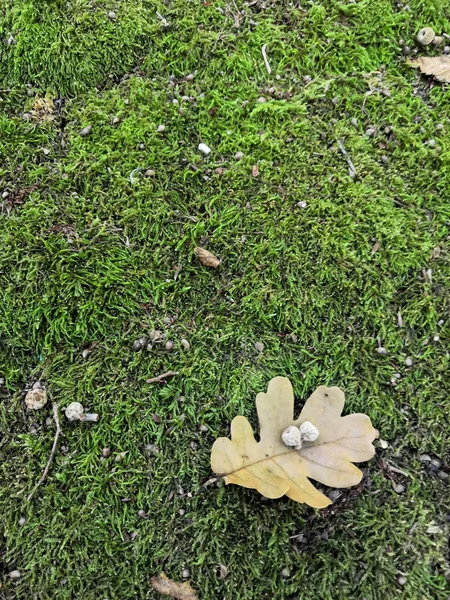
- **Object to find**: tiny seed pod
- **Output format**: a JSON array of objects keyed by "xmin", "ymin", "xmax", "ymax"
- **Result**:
[{"xmin": 416, "ymin": 27, "xmax": 435, "ymax": 46}]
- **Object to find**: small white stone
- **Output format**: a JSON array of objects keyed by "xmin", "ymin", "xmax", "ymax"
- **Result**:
[
  {"xmin": 257, "ymin": 97, "xmax": 267, "ymax": 103},
  {"xmin": 108, "ymin": 11, "xmax": 117, "ymax": 20},
  {"xmin": 376, "ymin": 346, "xmax": 387, "ymax": 355},
  {"xmin": 379, "ymin": 439, "xmax": 389, "ymax": 449},
  {"xmin": 19, "ymin": 517, "xmax": 26, "ymax": 526},
  {"xmin": 198, "ymin": 143, "xmax": 212, "ymax": 156},
  {"xmin": 405, "ymin": 357, "xmax": 413, "ymax": 367},
  {"xmin": 433, "ymin": 335, "xmax": 440, "ymax": 342},
  {"xmin": 299, "ymin": 421, "xmax": 319, "ymax": 442}
]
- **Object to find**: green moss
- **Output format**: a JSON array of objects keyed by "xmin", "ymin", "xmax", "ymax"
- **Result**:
[{"xmin": 0, "ymin": 1, "xmax": 449, "ymax": 598}]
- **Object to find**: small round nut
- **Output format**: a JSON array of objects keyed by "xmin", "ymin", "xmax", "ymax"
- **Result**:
[
  {"xmin": 416, "ymin": 27, "xmax": 435, "ymax": 46},
  {"xmin": 281, "ymin": 426, "xmax": 302, "ymax": 450},
  {"xmin": 299, "ymin": 421, "xmax": 319, "ymax": 442}
]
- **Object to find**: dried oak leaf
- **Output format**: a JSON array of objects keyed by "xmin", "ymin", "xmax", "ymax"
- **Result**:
[
  {"xmin": 194, "ymin": 246, "xmax": 220, "ymax": 268},
  {"xmin": 151, "ymin": 572, "xmax": 198, "ymax": 600},
  {"xmin": 407, "ymin": 56, "xmax": 450, "ymax": 83},
  {"xmin": 211, "ymin": 377, "xmax": 379, "ymax": 508}
]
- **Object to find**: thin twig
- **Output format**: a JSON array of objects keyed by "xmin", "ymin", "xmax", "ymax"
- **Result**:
[
  {"xmin": 337, "ymin": 138, "xmax": 357, "ymax": 178},
  {"xmin": 386, "ymin": 461, "xmax": 411, "ymax": 478},
  {"xmin": 261, "ymin": 44, "xmax": 272, "ymax": 74},
  {"xmin": 27, "ymin": 403, "xmax": 62, "ymax": 502},
  {"xmin": 146, "ymin": 371, "xmax": 179, "ymax": 384}
]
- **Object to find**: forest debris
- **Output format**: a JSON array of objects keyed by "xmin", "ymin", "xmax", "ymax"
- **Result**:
[
  {"xmin": 337, "ymin": 139, "xmax": 357, "ymax": 178},
  {"xmin": 261, "ymin": 44, "xmax": 272, "ymax": 74},
  {"xmin": 211, "ymin": 377, "xmax": 378, "ymax": 508},
  {"xmin": 198, "ymin": 143, "xmax": 212, "ymax": 156},
  {"xmin": 31, "ymin": 96, "xmax": 55, "ymax": 123},
  {"xmin": 27, "ymin": 404, "xmax": 62, "ymax": 501},
  {"xmin": 194, "ymin": 247, "xmax": 220, "ymax": 268},
  {"xmin": 25, "ymin": 388, "xmax": 48, "ymax": 410},
  {"xmin": 407, "ymin": 56, "xmax": 450, "ymax": 83},
  {"xmin": 65, "ymin": 402, "xmax": 99, "ymax": 422},
  {"xmin": 151, "ymin": 572, "xmax": 198, "ymax": 600},
  {"xmin": 146, "ymin": 371, "xmax": 179, "ymax": 384}
]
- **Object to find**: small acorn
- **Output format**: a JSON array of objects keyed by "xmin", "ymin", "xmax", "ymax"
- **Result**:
[{"xmin": 416, "ymin": 27, "xmax": 435, "ymax": 46}]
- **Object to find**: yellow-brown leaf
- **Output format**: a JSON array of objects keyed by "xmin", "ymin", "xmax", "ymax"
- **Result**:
[
  {"xmin": 407, "ymin": 56, "xmax": 450, "ymax": 83},
  {"xmin": 211, "ymin": 377, "xmax": 379, "ymax": 508},
  {"xmin": 194, "ymin": 247, "xmax": 220, "ymax": 268},
  {"xmin": 151, "ymin": 572, "xmax": 198, "ymax": 600}
]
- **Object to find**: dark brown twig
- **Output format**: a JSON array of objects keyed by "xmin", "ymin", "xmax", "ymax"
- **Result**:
[
  {"xmin": 146, "ymin": 371, "xmax": 179, "ymax": 384},
  {"xmin": 27, "ymin": 403, "xmax": 62, "ymax": 502}
]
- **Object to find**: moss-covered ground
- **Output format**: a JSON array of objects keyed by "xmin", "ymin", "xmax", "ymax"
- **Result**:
[{"xmin": 0, "ymin": 0, "xmax": 449, "ymax": 598}]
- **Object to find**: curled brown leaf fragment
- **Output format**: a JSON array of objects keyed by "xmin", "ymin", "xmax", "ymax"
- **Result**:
[
  {"xmin": 211, "ymin": 377, "xmax": 379, "ymax": 508},
  {"xmin": 407, "ymin": 56, "xmax": 450, "ymax": 83},
  {"xmin": 151, "ymin": 572, "xmax": 198, "ymax": 600},
  {"xmin": 194, "ymin": 246, "xmax": 220, "ymax": 268}
]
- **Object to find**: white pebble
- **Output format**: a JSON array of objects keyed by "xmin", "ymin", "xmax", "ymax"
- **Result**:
[
  {"xmin": 296, "ymin": 200, "xmax": 307, "ymax": 208},
  {"xmin": 157, "ymin": 124, "xmax": 166, "ymax": 132},
  {"xmin": 379, "ymin": 439, "xmax": 389, "ymax": 449},
  {"xmin": 198, "ymin": 143, "xmax": 212, "ymax": 156},
  {"xmin": 19, "ymin": 517, "xmax": 26, "ymax": 526},
  {"xmin": 257, "ymin": 97, "xmax": 267, "ymax": 103},
  {"xmin": 182, "ymin": 569, "xmax": 190, "ymax": 579},
  {"xmin": 433, "ymin": 335, "xmax": 440, "ymax": 342},
  {"xmin": 376, "ymin": 346, "xmax": 387, "ymax": 355},
  {"xmin": 234, "ymin": 151, "xmax": 244, "ymax": 160},
  {"xmin": 108, "ymin": 11, "xmax": 117, "ymax": 20},
  {"xmin": 254, "ymin": 341, "xmax": 264, "ymax": 352},
  {"xmin": 405, "ymin": 357, "xmax": 413, "ymax": 367}
]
